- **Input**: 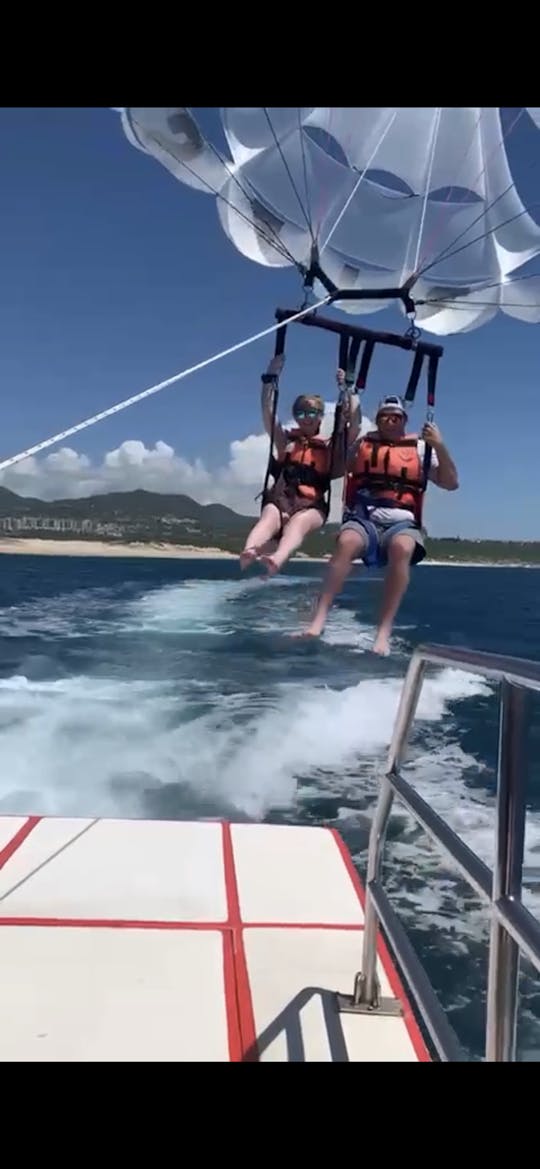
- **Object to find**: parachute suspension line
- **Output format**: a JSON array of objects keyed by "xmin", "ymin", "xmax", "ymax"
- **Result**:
[
  {"xmin": 287, "ymin": 114, "xmax": 416, "ymax": 311},
  {"xmin": 428, "ymin": 268, "xmax": 540, "ymax": 299},
  {"xmin": 412, "ymin": 106, "xmax": 525, "ymax": 278},
  {"xmin": 411, "ymin": 108, "xmax": 520, "ymax": 282},
  {"xmin": 0, "ymin": 297, "xmax": 332, "ymax": 476},
  {"xmin": 320, "ymin": 110, "xmax": 398, "ymax": 254},
  {"xmin": 413, "ymin": 109, "xmax": 536, "ymax": 283},
  {"xmin": 183, "ymin": 110, "xmax": 417, "ymax": 313},
  {"xmin": 411, "ymin": 108, "xmax": 485, "ymax": 279},
  {"xmin": 422, "ymin": 295, "xmax": 540, "ymax": 310},
  {"xmin": 417, "ymin": 196, "xmax": 540, "ymax": 287},
  {"xmin": 296, "ymin": 108, "xmax": 314, "ymax": 237},
  {"xmin": 312, "ymin": 108, "xmax": 342, "ymax": 239},
  {"xmin": 262, "ymin": 108, "xmax": 315, "ymax": 241},
  {"xmin": 412, "ymin": 108, "xmax": 442, "ymax": 274},
  {"xmin": 129, "ymin": 114, "xmax": 298, "ymax": 269},
  {"xmin": 182, "ymin": 108, "xmax": 302, "ymax": 269},
  {"xmin": 418, "ymin": 265, "xmax": 540, "ymax": 311}
]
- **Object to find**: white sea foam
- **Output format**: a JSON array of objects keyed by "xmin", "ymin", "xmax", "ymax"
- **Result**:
[{"xmin": 125, "ymin": 577, "xmax": 257, "ymax": 634}]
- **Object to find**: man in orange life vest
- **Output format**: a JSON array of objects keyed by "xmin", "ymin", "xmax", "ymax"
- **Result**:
[{"xmin": 299, "ymin": 394, "xmax": 459, "ymax": 655}]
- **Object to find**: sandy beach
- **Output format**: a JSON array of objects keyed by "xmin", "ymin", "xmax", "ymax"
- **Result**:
[
  {"xmin": 0, "ymin": 538, "xmax": 534, "ymax": 568},
  {"xmin": 0, "ymin": 538, "xmax": 238, "ymax": 560}
]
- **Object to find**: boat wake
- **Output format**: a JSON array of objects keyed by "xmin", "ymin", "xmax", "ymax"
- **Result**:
[{"xmin": 0, "ymin": 568, "xmax": 539, "ymax": 1059}]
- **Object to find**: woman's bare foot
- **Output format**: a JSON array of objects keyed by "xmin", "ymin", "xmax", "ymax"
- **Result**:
[
  {"xmin": 372, "ymin": 631, "xmax": 391, "ymax": 656},
  {"xmin": 260, "ymin": 554, "xmax": 280, "ymax": 576},
  {"xmin": 239, "ymin": 547, "xmax": 258, "ymax": 570}
]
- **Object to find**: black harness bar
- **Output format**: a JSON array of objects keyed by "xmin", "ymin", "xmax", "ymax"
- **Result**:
[
  {"xmin": 299, "ymin": 244, "xmax": 418, "ymax": 319},
  {"xmin": 273, "ymin": 307, "xmax": 443, "ymax": 363}
]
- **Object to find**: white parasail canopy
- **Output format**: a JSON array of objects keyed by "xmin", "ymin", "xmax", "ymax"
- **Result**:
[{"xmin": 116, "ymin": 107, "xmax": 540, "ymax": 336}]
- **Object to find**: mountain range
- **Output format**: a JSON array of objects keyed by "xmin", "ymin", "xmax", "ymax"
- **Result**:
[
  {"xmin": 0, "ymin": 486, "xmax": 537, "ymax": 562},
  {"xmin": 0, "ymin": 485, "xmax": 279, "ymax": 554}
]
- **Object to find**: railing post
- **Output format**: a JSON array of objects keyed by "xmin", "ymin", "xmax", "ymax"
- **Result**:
[
  {"xmin": 340, "ymin": 653, "xmax": 427, "ymax": 1012},
  {"xmin": 485, "ymin": 680, "xmax": 529, "ymax": 1062},
  {"xmin": 363, "ymin": 654, "xmax": 427, "ymax": 1002},
  {"xmin": 360, "ymin": 776, "xmax": 395, "ymax": 1005}
]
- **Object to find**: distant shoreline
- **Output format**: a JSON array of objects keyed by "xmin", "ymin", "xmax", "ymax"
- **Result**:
[
  {"xmin": 0, "ymin": 537, "xmax": 536, "ymax": 568},
  {"xmin": 0, "ymin": 538, "xmax": 237, "ymax": 560}
]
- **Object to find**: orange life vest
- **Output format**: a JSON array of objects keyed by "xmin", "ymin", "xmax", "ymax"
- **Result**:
[
  {"xmin": 345, "ymin": 432, "xmax": 425, "ymax": 523},
  {"xmin": 270, "ymin": 431, "xmax": 331, "ymax": 501}
]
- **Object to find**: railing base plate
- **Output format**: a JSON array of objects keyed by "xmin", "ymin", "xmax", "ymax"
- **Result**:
[{"xmin": 336, "ymin": 992, "xmax": 403, "ymax": 1018}]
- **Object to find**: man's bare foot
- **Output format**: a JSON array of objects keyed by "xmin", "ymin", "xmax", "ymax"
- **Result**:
[
  {"xmin": 260, "ymin": 554, "xmax": 280, "ymax": 576},
  {"xmin": 372, "ymin": 631, "xmax": 391, "ymax": 656},
  {"xmin": 290, "ymin": 613, "xmax": 326, "ymax": 639},
  {"xmin": 239, "ymin": 547, "xmax": 258, "ymax": 570}
]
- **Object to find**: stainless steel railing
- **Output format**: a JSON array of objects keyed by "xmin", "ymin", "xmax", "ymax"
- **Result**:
[{"xmin": 337, "ymin": 644, "xmax": 540, "ymax": 1062}]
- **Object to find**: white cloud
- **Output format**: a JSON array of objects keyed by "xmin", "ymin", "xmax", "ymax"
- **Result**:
[{"xmin": 0, "ymin": 404, "xmax": 375, "ymax": 522}]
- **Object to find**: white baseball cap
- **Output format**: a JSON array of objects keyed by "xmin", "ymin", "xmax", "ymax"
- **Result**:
[{"xmin": 377, "ymin": 395, "xmax": 407, "ymax": 417}]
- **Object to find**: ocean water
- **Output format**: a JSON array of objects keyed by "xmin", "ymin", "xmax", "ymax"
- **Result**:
[{"xmin": 0, "ymin": 551, "xmax": 539, "ymax": 1061}]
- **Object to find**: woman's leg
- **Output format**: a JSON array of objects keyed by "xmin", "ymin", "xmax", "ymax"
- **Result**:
[
  {"xmin": 239, "ymin": 504, "xmax": 283, "ymax": 569},
  {"xmin": 260, "ymin": 507, "xmax": 324, "ymax": 574}
]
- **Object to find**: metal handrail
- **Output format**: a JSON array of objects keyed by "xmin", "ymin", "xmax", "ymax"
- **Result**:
[{"xmin": 337, "ymin": 643, "xmax": 540, "ymax": 1062}]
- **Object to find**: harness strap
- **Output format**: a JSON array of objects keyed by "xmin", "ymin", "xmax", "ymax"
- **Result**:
[
  {"xmin": 269, "ymin": 452, "xmax": 330, "ymax": 494},
  {"xmin": 326, "ymin": 331, "xmax": 364, "ymax": 518},
  {"xmin": 258, "ymin": 321, "xmax": 287, "ymax": 509},
  {"xmin": 422, "ymin": 351, "xmax": 440, "ymax": 486},
  {"xmin": 353, "ymin": 473, "xmax": 424, "ymax": 498},
  {"xmin": 356, "ymin": 338, "xmax": 376, "ymax": 391},
  {"xmin": 404, "ymin": 349, "xmax": 425, "ymax": 404}
]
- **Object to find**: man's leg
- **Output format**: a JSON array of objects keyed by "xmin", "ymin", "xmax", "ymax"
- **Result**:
[
  {"xmin": 297, "ymin": 528, "xmax": 367, "ymax": 637},
  {"xmin": 372, "ymin": 532, "xmax": 420, "ymax": 655}
]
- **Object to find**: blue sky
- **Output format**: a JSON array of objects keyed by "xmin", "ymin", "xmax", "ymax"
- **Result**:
[{"xmin": 0, "ymin": 106, "xmax": 539, "ymax": 540}]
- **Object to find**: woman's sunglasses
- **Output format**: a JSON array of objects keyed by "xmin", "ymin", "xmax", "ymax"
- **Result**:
[{"xmin": 295, "ymin": 409, "xmax": 322, "ymax": 420}]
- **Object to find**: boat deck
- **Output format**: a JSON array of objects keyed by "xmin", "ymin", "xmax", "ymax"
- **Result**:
[{"xmin": 0, "ymin": 815, "xmax": 429, "ymax": 1061}]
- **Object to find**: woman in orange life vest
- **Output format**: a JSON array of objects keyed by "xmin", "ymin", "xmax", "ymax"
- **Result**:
[
  {"xmin": 239, "ymin": 354, "xmax": 358, "ymax": 575},
  {"xmin": 297, "ymin": 394, "xmax": 459, "ymax": 655}
]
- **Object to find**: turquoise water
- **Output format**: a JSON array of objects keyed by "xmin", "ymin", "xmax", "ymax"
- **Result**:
[{"xmin": 0, "ymin": 552, "xmax": 538, "ymax": 1060}]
